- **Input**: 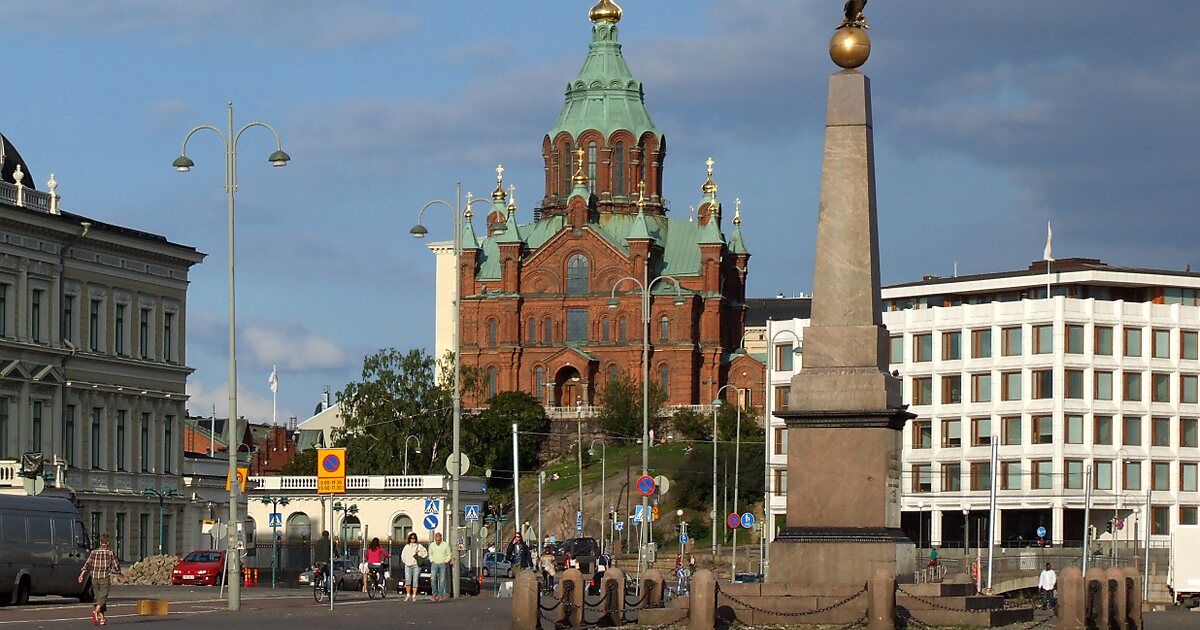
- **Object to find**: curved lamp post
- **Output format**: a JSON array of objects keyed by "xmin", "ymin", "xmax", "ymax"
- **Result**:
[
  {"xmin": 260, "ymin": 495, "xmax": 290, "ymax": 588},
  {"xmin": 411, "ymin": 184, "xmax": 492, "ymax": 598},
  {"xmin": 763, "ymin": 327, "xmax": 801, "ymax": 581},
  {"xmin": 174, "ymin": 102, "xmax": 289, "ymax": 611},
  {"xmin": 404, "ymin": 435, "xmax": 423, "ymax": 475},
  {"xmin": 589, "ymin": 438, "xmax": 606, "ymax": 550},
  {"xmin": 713, "ymin": 384, "xmax": 746, "ymax": 582},
  {"xmin": 333, "ymin": 501, "xmax": 359, "ymax": 559},
  {"xmin": 142, "ymin": 487, "xmax": 180, "ymax": 555}
]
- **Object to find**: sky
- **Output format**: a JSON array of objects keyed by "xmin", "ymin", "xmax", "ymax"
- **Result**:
[{"xmin": 4, "ymin": 1, "xmax": 1198, "ymax": 425}]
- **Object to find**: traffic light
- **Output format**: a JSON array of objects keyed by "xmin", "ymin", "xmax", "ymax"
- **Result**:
[
  {"xmin": 1106, "ymin": 520, "xmax": 1113, "ymax": 534},
  {"xmin": 674, "ymin": 523, "xmax": 681, "ymax": 534}
]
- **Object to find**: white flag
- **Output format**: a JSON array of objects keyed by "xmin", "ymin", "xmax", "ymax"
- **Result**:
[
  {"xmin": 1042, "ymin": 221, "xmax": 1054, "ymax": 262},
  {"xmin": 268, "ymin": 365, "xmax": 278, "ymax": 394}
]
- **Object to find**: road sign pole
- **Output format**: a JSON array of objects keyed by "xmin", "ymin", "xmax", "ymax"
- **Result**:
[{"xmin": 271, "ymin": 519, "xmax": 277, "ymax": 589}]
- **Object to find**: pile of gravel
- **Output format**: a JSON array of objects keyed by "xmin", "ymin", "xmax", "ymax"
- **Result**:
[{"xmin": 113, "ymin": 554, "xmax": 183, "ymax": 585}]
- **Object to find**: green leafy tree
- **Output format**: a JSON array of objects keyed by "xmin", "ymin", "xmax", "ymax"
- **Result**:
[
  {"xmin": 463, "ymin": 391, "xmax": 550, "ymax": 484},
  {"xmin": 670, "ymin": 407, "xmax": 710, "ymax": 442},
  {"xmin": 673, "ymin": 404, "xmax": 766, "ymax": 513},
  {"xmin": 279, "ymin": 447, "xmax": 317, "ymax": 476},
  {"xmin": 595, "ymin": 370, "xmax": 667, "ymax": 439}
]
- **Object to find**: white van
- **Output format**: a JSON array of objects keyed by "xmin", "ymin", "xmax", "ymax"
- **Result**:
[{"xmin": 0, "ymin": 495, "xmax": 93, "ymax": 604}]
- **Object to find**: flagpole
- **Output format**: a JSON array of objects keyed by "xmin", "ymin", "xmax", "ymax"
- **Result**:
[
  {"xmin": 1043, "ymin": 220, "xmax": 1053, "ymax": 299},
  {"xmin": 1047, "ymin": 259, "xmax": 1051, "ymax": 298},
  {"xmin": 270, "ymin": 365, "xmax": 278, "ymax": 427}
]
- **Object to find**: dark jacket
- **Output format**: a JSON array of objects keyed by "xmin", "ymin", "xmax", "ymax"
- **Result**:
[
  {"xmin": 313, "ymin": 538, "xmax": 332, "ymax": 564},
  {"xmin": 506, "ymin": 541, "xmax": 532, "ymax": 568}
]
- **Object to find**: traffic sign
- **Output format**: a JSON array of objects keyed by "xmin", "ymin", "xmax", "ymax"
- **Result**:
[
  {"xmin": 633, "ymin": 505, "xmax": 645, "ymax": 524},
  {"xmin": 741, "ymin": 512, "xmax": 755, "ymax": 529},
  {"xmin": 1116, "ymin": 519, "xmax": 1125, "ymax": 531},
  {"xmin": 652, "ymin": 506, "xmax": 660, "ymax": 521},
  {"xmin": 211, "ymin": 523, "xmax": 229, "ymax": 541},
  {"xmin": 654, "ymin": 475, "xmax": 671, "ymax": 496},
  {"xmin": 425, "ymin": 499, "xmax": 442, "ymax": 515},
  {"xmin": 268, "ymin": 513, "xmax": 282, "ymax": 528},
  {"xmin": 576, "ymin": 524, "xmax": 583, "ymax": 534},
  {"xmin": 424, "ymin": 514, "xmax": 440, "ymax": 530},
  {"xmin": 680, "ymin": 533, "xmax": 689, "ymax": 544},
  {"xmin": 636, "ymin": 475, "xmax": 657, "ymax": 496},
  {"xmin": 446, "ymin": 453, "xmax": 471, "ymax": 476},
  {"xmin": 465, "ymin": 505, "xmax": 480, "ymax": 521},
  {"xmin": 226, "ymin": 466, "xmax": 250, "ymax": 493},
  {"xmin": 727, "ymin": 513, "xmax": 740, "ymax": 529},
  {"xmin": 317, "ymin": 448, "xmax": 346, "ymax": 494},
  {"xmin": 615, "ymin": 521, "xmax": 624, "ymax": 532},
  {"xmin": 576, "ymin": 511, "xmax": 583, "ymax": 526},
  {"xmin": 1036, "ymin": 526, "xmax": 1047, "ymax": 538}
]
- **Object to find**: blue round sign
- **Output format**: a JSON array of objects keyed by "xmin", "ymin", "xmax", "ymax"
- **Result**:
[
  {"xmin": 741, "ymin": 512, "xmax": 755, "ymax": 529},
  {"xmin": 322, "ymin": 454, "xmax": 340, "ymax": 473},
  {"xmin": 1036, "ymin": 526, "xmax": 1047, "ymax": 538},
  {"xmin": 727, "ymin": 513, "xmax": 740, "ymax": 529},
  {"xmin": 424, "ymin": 514, "xmax": 440, "ymax": 530},
  {"xmin": 680, "ymin": 533, "xmax": 689, "ymax": 544},
  {"xmin": 636, "ymin": 475, "xmax": 657, "ymax": 496}
]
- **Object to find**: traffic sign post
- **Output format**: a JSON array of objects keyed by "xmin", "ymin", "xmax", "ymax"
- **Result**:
[
  {"xmin": 465, "ymin": 505, "xmax": 480, "ymax": 521},
  {"xmin": 740, "ymin": 512, "xmax": 755, "ymax": 529},
  {"xmin": 424, "ymin": 514, "xmax": 440, "ymax": 530},
  {"xmin": 268, "ymin": 513, "xmax": 282, "ymax": 528},
  {"xmin": 636, "ymin": 475, "xmax": 657, "ymax": 497},
  {"xmin": 317, "ymin": 448, "xmax": 346, "ymax": 494},
  {"xmin": 727, "ymin": 513, "xmax": 741, "ymax": 529}
]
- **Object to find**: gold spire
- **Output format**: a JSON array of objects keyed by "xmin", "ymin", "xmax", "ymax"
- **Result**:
[
  {"xmin": 701, "ymin": 156, "xmax": 718, "ymax": 194},
  {"xmin": 572, "ymin": 145, "xmax": 588, "ymax": 186},
  {"xmin": 733, "ymin": 198, "xmax": 742, "ymax": 225},
  {"xmin": 507, "ymin": 184, "xmax": 517, "ymax": 215},
  {"xmin": 636, "ymin": 180, "xmax": 647, "ymax": 212},
  {"xmin": 492, "ymin": 164, "xmax": 507, "ymax": 200},
  {"xmin": 465, "ymin": 191, "xmax": 475, "ymax": 220},
  {"xmin": 589, "ymin": 0, "xmax": 622, "ymax": 24}
]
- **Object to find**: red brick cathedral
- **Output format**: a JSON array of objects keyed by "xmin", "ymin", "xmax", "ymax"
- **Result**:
[{"xmin": 457, "ymin": 0, "xmax": 758, "ymax": 408}]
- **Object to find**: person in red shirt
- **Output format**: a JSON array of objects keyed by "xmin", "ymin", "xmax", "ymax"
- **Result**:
[
  {"xmin": 78, "ymin": 534, "xmax": 122, "ymax": 626},
  {"xmin": 364, "ymin": 537, "xmax": 391, "ymax": 592}
]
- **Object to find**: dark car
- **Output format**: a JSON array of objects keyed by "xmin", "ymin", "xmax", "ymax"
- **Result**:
[
  {"xmin": 172, "ymin": 551, "xmax": 228, "ymax": 586},
  {"xmin": 555, "ymin": 537, "xmax": 600, "ymax": 571},
  {"xmin": 396, "ymin": 561, "xmax": 480, "ymax": 597},
  {"xmin": 298, "ymin": 558, "xmax": 363, "ymax": 591}
]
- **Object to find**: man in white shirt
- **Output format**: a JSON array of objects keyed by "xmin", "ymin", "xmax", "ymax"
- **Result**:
[{"xmin": 1038, "ymin": 563, "xmax": 1057, "ymax": 610}]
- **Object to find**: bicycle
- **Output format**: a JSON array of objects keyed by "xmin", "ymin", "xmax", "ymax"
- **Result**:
[
  {"xmin": 366, "ymin": 566, "xmax": 387, "ymax": 599},
  {"xmin": 313, "ymin": 566, "xmax": 339, "ymax": 604}
]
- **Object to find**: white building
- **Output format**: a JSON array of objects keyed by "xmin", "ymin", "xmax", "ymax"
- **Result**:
[{"xmin": 765, "ymin": 258, "xmax": 1200, "ymax": 551}]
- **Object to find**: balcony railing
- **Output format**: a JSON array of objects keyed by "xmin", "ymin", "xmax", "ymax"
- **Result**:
[
  {"xmin": 248, "ymin": 475, "xmax": 446, "ymax": 492},
  {"xmin": 471, "ymin": 404, "xmax": 718, "ymax": 420},
  {"xmin": 0, "ymin": 180, "xmax": 54, "ymax": 213}
]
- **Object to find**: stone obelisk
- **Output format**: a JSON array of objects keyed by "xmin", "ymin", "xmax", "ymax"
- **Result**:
[{"xmin": 770, "ymin": 6, "xmax": 916, "ymax": 586}]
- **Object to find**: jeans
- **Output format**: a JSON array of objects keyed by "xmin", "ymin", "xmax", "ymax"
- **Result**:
[
  {"xmin": 430, "ymin": 563, "xmax": 448, "ymax": 598},
  {"xmin": 405, "ymin": 564, "xmax": 420, "ymax": 589},
  {"xmin": 1041, "ymin": 588, "xmax": 1056, "ymax": 609}
]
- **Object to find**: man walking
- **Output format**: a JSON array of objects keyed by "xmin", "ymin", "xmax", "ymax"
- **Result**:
[
  {"xmin": 428, "ymin": 532, "xmax": 452, "ymax": 602},
  {"xmin": 1038, "ymin": 562, "xmax": 1057, "ymax": 611},
  {"xmin": 78, "ymin": 534, "xmax": 122, "ymax": 626}
]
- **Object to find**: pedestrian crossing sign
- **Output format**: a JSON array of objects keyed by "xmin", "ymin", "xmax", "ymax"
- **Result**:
[
  {"xmin": 465, "ymin": 505, "xmax": 480, "ymax": 521},
  {"xmin": 425, "ymin": 499, "xmax": 441, "ymax": 515}
]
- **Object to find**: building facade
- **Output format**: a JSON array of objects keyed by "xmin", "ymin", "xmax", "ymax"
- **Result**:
[
  {"xmin": 0, "ymin": 134, "xmax": 207, "ymax": 560},
  {"xmin": 765, "ymin": 259, "xmax": 1200, "ymax": 550},
  {"xmin": 431, "ymin": 3, "xmax": 757, "ymax": 411}
]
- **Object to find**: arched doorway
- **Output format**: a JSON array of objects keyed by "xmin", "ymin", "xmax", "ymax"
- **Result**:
[
  {"xmin": 554, "ymin": 366, "xmax": 583, "ymax": 407},
  {"xmin": 392, "ymin": 515, "xmax": 413, "ymax": 544},
  {"xmin": 286, "ymin": 513, "xmax": 311, "ymax": 542}
]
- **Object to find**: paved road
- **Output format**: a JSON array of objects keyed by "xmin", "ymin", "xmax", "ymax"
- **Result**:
[{"xmin": 0, "ymin": 585, "xmax": 512, "ymax": 629}]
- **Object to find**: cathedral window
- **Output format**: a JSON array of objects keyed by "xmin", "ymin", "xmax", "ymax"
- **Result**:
[
  {"xmin": 659, "ymin": 315, "xmax": 669, "ymax": 343},
  {"xmin": 618, "ymin": 316, "xmax": 627, "ymax": 342},
  {"xmin": 561, "ymin": 142, "xmax": 573, "ymax": 197},
  {"xmin": 487, "ymin": 368, "xmax": 498, "ymax": 399},
  {"xmin": 528, "ymin": 319, "xmax": 537, "ymax": 345},
  {"xmin": 607, "ymin": 364, "xmax": 619, "ymax": 385},
  {"xmin": 487, "ymin": 319, "xmax": 498, "ymax": 346},
  {"xmin": 613, "ymin": 141, "xmax": 625, "ymax": 194},
  {"xmin": 587, "ymin": 142, "xmax": 597, "ymax": 193},
  {"xmin": 535, "ymin": 367, "xmax": 545, "ymax": 402},
  {"xmin": 659, "ymin": 364, "xmax": 669, "ymax": 396},
  {"xmin": 544, "ymin": 318, "xmax": 553, "ymax": 344},
  {"xmin": 601, "ymin": 316, "xmax": 610, "ymax": 342},
  {"xmin": 567, "ymin": 309, "xmax": 588, "ymax": 342},
  {"xmin": 567, "ymin": 254, "xmax": 589, "ymax": 295}
]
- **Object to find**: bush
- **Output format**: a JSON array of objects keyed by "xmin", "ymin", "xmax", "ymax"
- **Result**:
[{"xmin": 670, "ymin": 408, "xmax": 710, "ymax": 442}]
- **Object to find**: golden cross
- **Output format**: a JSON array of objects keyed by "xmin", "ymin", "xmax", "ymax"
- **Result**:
[
  {"xmin": 508, "ymin": 184, "xmax": 516, "ymax": 202},
  {"xmin": 496, "ymin": 164, "xmax": 505, "ymax": 183},
  {"xmin": 575, "ymin": 146, "xmax": 586, "ymax": 167},
  {"xmin": 706, "ymin": 156, "xmax": 714, "ymax": 177}
]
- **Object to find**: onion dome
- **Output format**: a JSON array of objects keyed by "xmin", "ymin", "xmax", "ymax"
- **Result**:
[{"xmin": 589, "ymin": 0, "xmax": 622, "ymax": 24}]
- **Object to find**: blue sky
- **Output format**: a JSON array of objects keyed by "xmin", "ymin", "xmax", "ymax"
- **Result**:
[{"xmin": 4, "ymin": 1, "xmax": 1198, "ymax": 424}]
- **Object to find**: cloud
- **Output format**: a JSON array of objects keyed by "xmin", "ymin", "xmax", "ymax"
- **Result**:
[
  {"xmin": 241, "ymin": 323, "xmax": 350, "ymax": 372},
  {"xmin": 186, "ymin": 379, "xmax": 296, "ymax": 424}
]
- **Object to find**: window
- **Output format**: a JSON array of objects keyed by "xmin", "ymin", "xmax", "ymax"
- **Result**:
[
  {"xmin": 911, "ymin": 420, "xmax": 931, "ymax": 449},
  {"xmin": 1034, "ymin": 324, "xmax": 1053, "ymax": 354},
  {"xmin": 1095, "ymin": 326, "xmax": 1113, "ymax": 356},
  {"xmin": 617, "ymin": 317, "xmax": 626, "ymax": 342},
  {"xmin": 941, "ymin": 418, "xmax": 961, "ymax": 447},
  {"xmin": 163, "ymin": 416, "xmax": 173, "ymax": 473},
  {"xmin": 971, "ymin": 329, "xmax": 991, "ymax": 358},
  {"xmin": 773, "ymin": 428, "xmax": 788, "ymax": 455},
  {"xmin": 528, "ymin": 319, "xmax": 537, "ymax": 344},
  {"xmin": 1152, "ymin": 461, "xmax": 1171, "ymax": 491},
  {"xmin": 1183, "ymin": 331, "xmax": 1198, "ymax": 361},
  {"xmin": 913, "ymin": 334, "xmax": 932, "ymax": 362},
  {"xmin": 1124, "ymin": 372, "xmax": 1142, "ymax": 401},
  {"xmin": 942, "ymin": 331, "xmax": 961, "ymax": 360},
  {"xmin": 1032, "ymin": 414, "xmax": 1053, "ymax": 444},
  {"xmin": 1153, "ymin": 329, "xmax": 1170, "ymax": 359},
  {"xmin": 1152, "ymin": 416, "xmax": 1170, "ymax": 446},
  {"xmin": 1123, "ymin": 460, "xmax": 1142, "ymax": 491},
  {"xmin": 889, "ymin": 336, "xmax": 903, "ymax": 364},
  {"xmin": 89, "ymin": 300, "xmax": 100, "ymax": 352},
  {"xmin": 606, "ymin": 364, "xmax": 619, "ymax": 386},
  {"xmin": 1182, "ymin": 507, "xmax": 1199, "ymax": 526},
  {"xmin": 566, "ymin": 309, "xmax": 588, "ymax": 341},
  {"xmin": 1151, "ymin": 506, "xmax": 1170, "ymax": 536},
  {"xmin": 139, "ymin": 514, "xmax": 150, "ymax": 559},
  {"xmin": 970, "ymin": 462, "xmax": 992, "ymax": 491},
  {"xmin": 487, "ymin": 368, "xmax": 497, "ymax": 399},
  {"xmin": 942, "ymin": 375, "xmax": 961, "ymax": 404},
  {"xmin": 1065, "ymin": 460, "xmax": 1084, "ymax": 489},
  {"xmin": 63, "ymin": 405, "xmax": 75, "ymax": 465},
  {"xmin": 90, "ymin": 408, "xmax": 102, "ymax": 469},
  {"xmin": 912, "ymin": 378, "xmax": 932, "ymax": 406},
  {"xmin": 566, "ymin": 254, "xmax": 589, "ymax": 295},
  {"xmin": 30, "ymin": 289, "xmax": 42, "ymax": 342},
  {"xmin": 114, "ymin": 304, "xmax": 125, "ymax": 354},
  {"xmin": 560, "ymin": 143, "xmax": 572, "ymax": 196},
  {"xmin": 1182, "ymin": 463, "xmax": 1198, "ymax": 493},
  {"xmin": 1001, "ymin": 327, "xmax": 1022, "ymax": 356},
  {"xmin": 1066, "ymin": 324, "xmax": 1084, "ymax": 354},
  {"xmin": 1032, "ymin": 460, "xmax": 1053, "ymax": 490},
  {"xmin": 140, "ymin": 413, "xmax": 150, "ymax": 472},
  {"xmin": 1152, "ymin": 373, "xmax": 1171, "ymax": 402},
  {"xmin": 587, "ymin": 141, "xmax": 597, "ymax": 192},
  {"xmin": 116, "ymin": 411, "xmax": 126, "ymax": 471},
  {"xmin": 613, "ymin": 141, "xmax": 626, "ymax": 194},
  {"xmin": 1002, "ymin": 416, "xmax": 1021, "ymax": 445},
  {"xmin": 534, "ymin": 367, "xmax": 544, "ymax": 402},
  {"xmin": 31, "ymin": 402, "xmax": 41, "ymax": 453},
  {"xmin": 63, "ymin": 296, "xmax": 74, "ymax": 343},
  {"xmin": 544, "ymin": 318, "xmax": 554, "ymax": 344},
  {"xmin": 0, "ymin": 285, "xmax": 5, "ymax": 336},
  {"xmin": 1182, "ymin": 375, "xmax": 1198, "ymax": 404},
  {"xmin": 0, "ymin": 399, "xmax": 7, "ymax": 459},
  {"xmin": 1124, "ymin": 328, "xmax": 1142, "ymax": 357},
  {"xmin": 912, "ymin": 464, "xmax": 932, "ymax": 493},
  {"xmin": 774, "ymin": 385, "xmax": 790, "ymax": 412},
  {"xmin": 1001, "ymin": 461, "xmax": 1022, "ymax": 490},
  {"xmin": 971, "ymin": 417, "xmax": 991, "ymax": 446},
  {"xmin": 1094, "ymin": 415, "xmax": 1113, "ymax": 445},
  {"xmin": 1095, "ymin": 460, "xmax": 1113, "ymax": 490},
  {"xmin": 659, "ymin": 364, "xmax": 669, "ymax": 396},
  {"xmin": 600, "ymin": 316, "xmax": 610, "ymax": 342},
  {"xmin": 163, "ymin": 312, "xmax": 173, "ymax": 362},
  {"xmin": 942, "ymin": 463, "xmax": 962, "ymax": 492},
  {"xmin": 659, "ymin": 316, "xmax": 669, "ymax": 343},
  {"xmin": 1066, "ymin": 369, "xmax": 1084, "ymax": 399},
  {"xmin": 1095, "ymin": 371, "xmax": 1113, "ymax": 400},
  {"xmin": 1123, "ymin": 416, "xmax": 1142, "ymax": 446},
  {"xmin": 1001, "ymin": 371, "xmax": 1021, "ymax": 401},
  {"xmin": 1183, "ymin": 418, "xmax": 1198, "ymax": 448},
  {"xmin": 487, "ymin": 319, "xmax": 498, "ymax": 346},
  {"xmin": 139, "ymin": 308, "xmax": 151, "ymax": 359},
  {"xmin": 1033, "ymin": 369, "xmax": 1053, "ymax": 399},
  {"xmin": 971, "ymin": 373, "xmax": 991, "ymax": 402},
  {"xmin": 774, "ymin": 470, "xmax": 788, "ymax": 496},
  {"xmin": 1066, "ymin": 414, "xmax": 1084, "ymax": 444},
  {"xmin": 776, "ymin": 343, "xmax": 795, "ymax": 371}
]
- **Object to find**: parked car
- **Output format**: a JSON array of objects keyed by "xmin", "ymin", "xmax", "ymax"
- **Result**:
[
  {"xmin": 733, "ymin": 572, "xmax": 764, "ymax": 584},
  {"xmin": 482, "ymin": 551, "xmax": 512, "ymax": 577},
  {"xmin": 297, "ymin": 558, "xmax": 363, "ymax": 592},
  {"xmin": 555, "ymin": 537, "xmax": 600, "ymax": 571},
  {"xmin": 0, "ymin": 495, "xmax": 93, "ymax": 604},
  {"xmin": 171, "ymin": 551, "xmax": 228, "ymax": 586},
  {"xmin": 397, "ymin": 562, "xmax": 480, "ymax": 597}
]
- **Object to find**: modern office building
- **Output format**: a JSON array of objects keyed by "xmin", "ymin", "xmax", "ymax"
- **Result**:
[{"xmin": 765, "ymin": 258, "xmax": 1200, "ymax": 550}]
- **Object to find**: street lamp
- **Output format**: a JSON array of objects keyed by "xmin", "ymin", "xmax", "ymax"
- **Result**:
[
  {"xmin": 174, "ymin": 102, "xmax": 289, "ymax": 612},
  {"xmin": 676, "ymin": 508, "xmax": 685, "ymax": 557},
  {"xmin": 411, "ymin": 182, "xmax": 492, "ymax": 598},
  {"xmin": 963, "ymin": 504, "xmax": 971, "ymax": 555},
  {"xmin": 332, "ymin": 501, "xmax": 359, "ymax": 559},
  {"xmin": 260, "ymin": 495, "xmax": 290, "ymax": 588},
  {"xmin": 1115, "ymin": 448, "xmax": 1127, "ymax": 560},
  {"xmin": 589, "ymin": 438, "xmax": 606, "ymax": 551},
  {"xmin": 713, "ymin": 384, "xmax": 744, "ymax": 582},
  {"xmin": 142, "ymin": 488, "xmax": 180, "ymax": 555},
  {"xmin": 404, "ymin": 435, "xmax": 423, "ymax": 475},
  {"xmin": 763, "ymin": 327, "xmax": 801, "ymax": 582},
  {"xmin": 607, "ymin": 245, "xmax": 687, "ymax": 572},
  {"xmin": 916, "ymin": 500, "xmax": 925, "ymax": 549},
  {"xmin": 577, "ymin": 401, "xmax": 584, "ymax": 538}
]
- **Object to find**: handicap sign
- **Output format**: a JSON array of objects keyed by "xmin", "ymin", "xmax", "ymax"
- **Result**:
[
  {"xmin": 424, "ymin": 514, "xmax": 440, "ymax": 530},
  {"xmin": 741, "ymin": 513, "xmax": 755, "ymax": 529},
  {"xmin": 1036, "ymin": 526, "xmax": 1047, "ymax": 538},
  {"xmin": 615, "ymin": 522, "xmax": 624, "ymax": 532},
  {"xmin": 425, "ymin": 499, "xmax": 441, "ymax": 515},
  {"xmin": 268, "ymin": 512, "xmax": 282, "ymax": 528},
  {"xmin": 680, "ymin": 533, "xmax": 689, "ymax": 544},
  {"xmin": 465, "ymin": 505, "xmax": 480, "ymax": 522}
]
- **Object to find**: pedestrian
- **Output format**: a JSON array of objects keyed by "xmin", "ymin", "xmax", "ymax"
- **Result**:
[
  {"xmin": 505, "ymin": 533, "xmax": 531, "ymax": 577},
  {"xmin": 401, "ymin": 532, "xmax": 428, "ymax": 601},
  {"xmin": 1038, "ymin": 563, "xmax": 1057, "ymax": 610},
  {"xmin": 428, "ymin": 532, "xmax": 452, "ymax": 602},
  {"xmin": 928, "ymin": 547, "xmax": 939, "ymax": 567},
  {"xmin": 540, "ymin": 550, "xmax": 557, "ymax": 591},
  {"xmin": 78, "ymin": 534, "xmax": 122, "ymax": 626}
]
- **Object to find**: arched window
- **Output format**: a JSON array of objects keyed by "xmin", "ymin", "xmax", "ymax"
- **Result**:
[
  {"xmin": 659, "ymin": 315, "xmax": 669, "ymax": 343},
  {"xmin": 286, "ymin": 512, "xmax": 311, "ymax": 542},
  {"xmin": 587, "ymin": 141, "xmax": 597, "ymax": 193},
  {"xmin": 488, "ymin": 319, "xmax": 498, "ymax": 346},
  {"xmin": 659, "ymin": 364, "xmax": 669, "ymax": 396},
  {"xmin": 618, "ymin": 316, "xmax": 627, "ymax": 342},
  {"xmin": 561, "ymin": 142, "xmax": 573, "ymax": 196},
  {"xmin": 487, "ymin": 367, "xmax": 498, "ymax": 399},
  {"xmin": 391, "ymin": 515, "xmax": 413, "ymax": 543},
  {"xmin": 544, "ymin": 318, "xmax": 553, "ymax": 344},
  {"xmin": 528, "ymin": 319, "xmax": 537, "ymax": 345},
  {"xmin": 607, "ymin": 364, "xmax": 619, "ymax": 385},
  {"xmin": 601, "ymin": 316, "xmax": 610, "ymax": 342},
  {"xmin": 567, "ymin": 255, "xmax": 589, "ymax": 295},
  {"xmin": 343, "ymin": 515, "xmax": 362, "ymax": 546},
  {"xmin": 535, "ymin": 366, "xmax": 545, "ymax": 402},
  {"xmin": 613, "ymin": 141, "xmax": 625, "ymax": 194}
]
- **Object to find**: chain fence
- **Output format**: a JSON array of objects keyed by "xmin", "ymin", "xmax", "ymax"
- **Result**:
[{"xmin": 715, "ymin": 581, "xmax": 868, "ymax": 618}]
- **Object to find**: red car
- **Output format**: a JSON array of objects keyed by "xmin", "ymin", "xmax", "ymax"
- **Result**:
[{"xmin": 171, "ymin": 550, "xmax": 228, "ymax": 586}]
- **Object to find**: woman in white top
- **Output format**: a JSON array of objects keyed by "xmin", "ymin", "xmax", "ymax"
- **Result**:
[{"xmin": 400, "ymin": 533, "xmax": 428, "ymax": 601}]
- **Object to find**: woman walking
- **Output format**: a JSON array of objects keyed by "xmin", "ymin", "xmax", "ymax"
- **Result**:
[
  {"xmin": 400, "ymin": 532, "xmax": 427, "ymax": 601},
  {"xmin": 78, "ymin": 534, "xmax": 122, "ymax": 626}
]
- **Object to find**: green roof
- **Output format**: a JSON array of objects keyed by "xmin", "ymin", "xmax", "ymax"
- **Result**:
[
  {"xmin": 548, "ymin": 21, "xmax": 661, "ymax": 142},
  {"xmin": 728, "ymin": 223, "xmax": 748, "ymax": 255}
]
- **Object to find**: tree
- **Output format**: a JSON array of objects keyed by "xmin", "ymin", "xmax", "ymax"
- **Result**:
[
  {"xmin": 670, "ymin": 407, "xmax": 710, "ymax": 442},
  {"xmin": 464, "ymin": 391, "xmax": 550, "ymax": 488},
  {"xmin": 279, "ymin": 447, "xmax": 317, "ymax": 476},
  {"xmin": 595, "ymin": 370, "xmax": 667, "ymax": 439}
]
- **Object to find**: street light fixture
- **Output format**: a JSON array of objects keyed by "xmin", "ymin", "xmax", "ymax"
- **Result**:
[
  {"xmin": 404, "ymin": 435, "xmax": 423, "ymax": 475},
  {"xmin": 142, "ymin": 487, "xmax": 180, "ymax": 555},
  {"xmin": 332, "ymin": 501, "xmax": 359, "ymax": 559},
  {"xmin": 589, "ymin": 438, "xmax": 606, "ymax": 551},
  {"xmin": 963, "ymin": 504, "xmax": 971, "ymax": 555},
  {"xmin": 411, "ymin": 183, "xmax": 492, "ymax": 598},
  {"xmin": 174, "ymin": 102, "xmax": 289, "ymax": 612},
  {"xmin": 259, "ymin": 495, "xmax": 290, "ymax": 588}
]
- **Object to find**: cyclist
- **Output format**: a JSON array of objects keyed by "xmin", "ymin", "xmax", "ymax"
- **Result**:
[
  {"xmin": 364, "ymin": 537, "xmax": 391, "ymax": 594},
  {"xmin": 313, "ymin": 531, "xmax": 332, "ymax": 592}
]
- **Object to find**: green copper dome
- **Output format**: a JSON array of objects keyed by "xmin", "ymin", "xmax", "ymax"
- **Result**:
[{"xmin": 548, "ymin": 22, "xmax": 661, "ymax": 142}]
